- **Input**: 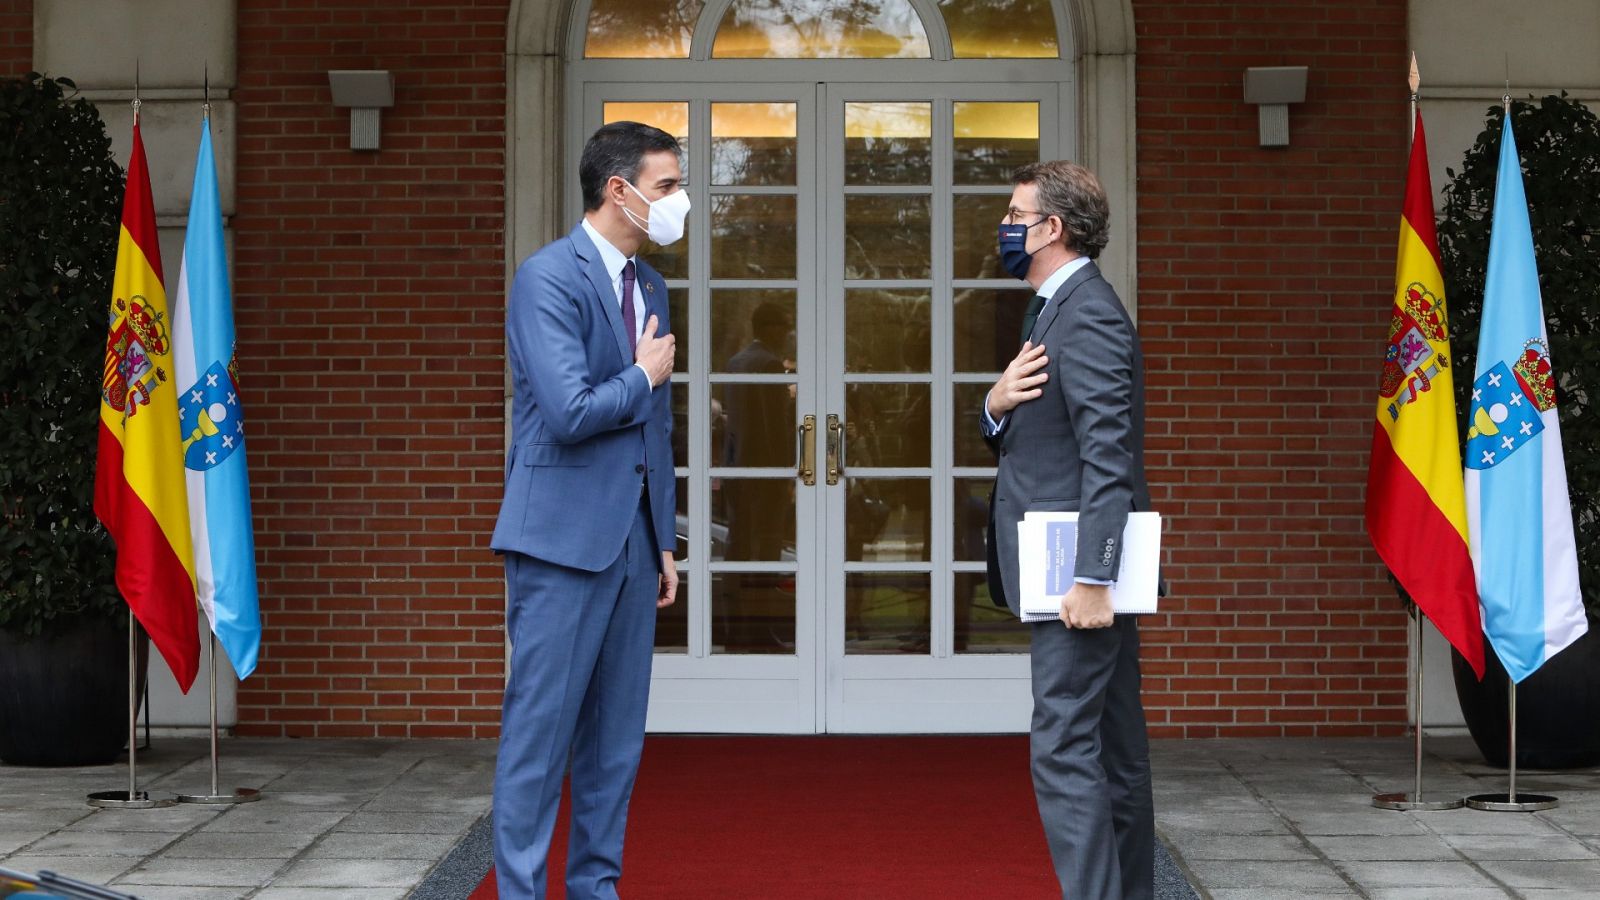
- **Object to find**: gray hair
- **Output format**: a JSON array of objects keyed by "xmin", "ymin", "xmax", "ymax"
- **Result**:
[{"xmin": 1011, "ymin": 160, "xmax": 1110, "ymax": 259}]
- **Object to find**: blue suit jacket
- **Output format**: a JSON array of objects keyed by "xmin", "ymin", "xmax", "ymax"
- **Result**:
[{"xmin": 492, "ymin": 223, "xmax": 676, "ymax": 572}]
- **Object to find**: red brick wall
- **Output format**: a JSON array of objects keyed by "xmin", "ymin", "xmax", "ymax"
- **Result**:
[
  {"xmin": 232, "ymin": 0, "xmax": 510, "ymax": 738},
  {"xmin": 1, "ymin": 1, "xmax": 30, "ymax": 76},
  {"xmin": 1132, "ymin": 0, "xmax": 1409, "ymax": 737},
  {"xmin": 225, "ymin": 0, "xmax": 1411, "ymax": 739}
]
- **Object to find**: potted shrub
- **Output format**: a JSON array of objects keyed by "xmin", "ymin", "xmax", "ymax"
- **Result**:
[
  {"xmin": 1439, "ymin": 93, "xmax": 1600, "ymax": 769},
  {"xmin": 0, "ymin": 73, "xmax": 143, "ymax": 766}
]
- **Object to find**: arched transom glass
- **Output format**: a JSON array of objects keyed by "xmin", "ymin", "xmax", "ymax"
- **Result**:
[{"xmin": 583, "ymin": 0, "xmax": 1061, "ymax": 59}]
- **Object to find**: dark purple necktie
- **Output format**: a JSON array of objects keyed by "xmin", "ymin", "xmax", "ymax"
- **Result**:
[{"xmin": 621, "ymin": 259, "xmax": 637, "ymax": 355}]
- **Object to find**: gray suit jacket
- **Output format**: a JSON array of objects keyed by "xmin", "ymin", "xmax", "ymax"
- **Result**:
[{"xmin": 983, "ymin": 261, "xmax": 1153, "ymax": 615}]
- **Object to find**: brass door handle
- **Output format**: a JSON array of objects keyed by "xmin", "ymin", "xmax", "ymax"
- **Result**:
[
  {"xmin": 826, "ymin": 414, "xmax": 844, "ymax": 485},
  {"xmin": 797, "ymin": 415, "xmax": 816, "ymax": 486}
]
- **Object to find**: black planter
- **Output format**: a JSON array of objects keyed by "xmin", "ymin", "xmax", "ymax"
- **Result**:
[
  {"xmin": 0, "ymin": 619, "xmax": 148, "ymax": 767},
  {"xmin": 1451, "ymin": 613, "xmax": 1600, "ymax": 769}
]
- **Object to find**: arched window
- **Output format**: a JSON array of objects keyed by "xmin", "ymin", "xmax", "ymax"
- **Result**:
[{"xmin": 582, "ymin": 0, "xmax": 1061, "ymax": 60}]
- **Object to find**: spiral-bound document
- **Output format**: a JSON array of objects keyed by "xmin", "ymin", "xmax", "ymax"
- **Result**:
[{"xmin": 1016, "ymin": 511, "xmax": 1162, "ymax": 622}]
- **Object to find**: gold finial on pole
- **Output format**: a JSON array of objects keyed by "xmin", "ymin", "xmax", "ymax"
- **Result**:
[
  {"xmin": 133, "ymin": 59, "xmax": 141, "ymax": 122},
  {"xmin": 1407, "ymin": 51, "xmax": 1420, "ymax": 101}
]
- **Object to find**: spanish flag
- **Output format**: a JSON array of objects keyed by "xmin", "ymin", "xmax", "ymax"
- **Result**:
[
  {"xmin": 1365, "ymin": 109, "xmax": 1485, "ymax": 678},
  {"xmin": 94, "ymin": 120, "xmax": 200, "ymax": 692}
]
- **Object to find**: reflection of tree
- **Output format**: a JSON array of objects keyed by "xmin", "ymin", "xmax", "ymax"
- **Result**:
[
  {"xmin": 938, "ymin": 0, "xmax": 1059, "ymax": 59},
  {"xmin": 717, "ymin": 0, "xmax": 931, "ymax": 58},
  {"xmin": 588, "ymin": 0, "xmax": 705, "ymax": 57}
]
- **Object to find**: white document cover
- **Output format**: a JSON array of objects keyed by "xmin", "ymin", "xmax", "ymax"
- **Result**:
[{"xmin": 1016, "ymin": 511, "xmax": 1162, "ymax": 622}]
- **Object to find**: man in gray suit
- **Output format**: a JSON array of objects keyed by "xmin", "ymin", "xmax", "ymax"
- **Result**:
[{"xmin": 981, "ymin": 160, "xmax": 1155, "ymax": 899}]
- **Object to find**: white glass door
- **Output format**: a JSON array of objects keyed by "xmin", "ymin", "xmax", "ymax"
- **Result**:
[
  {"xmin": 819, "ymin": 83, "xmax": 1057, "ymax": 732},
  {"xmin": 575, "ymin": 81, "xmax": 1057, "ymax": 732}
]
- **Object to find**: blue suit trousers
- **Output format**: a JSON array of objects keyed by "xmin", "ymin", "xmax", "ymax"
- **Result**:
[{"xmin": 494, "ymin": 501, "xmax": 658, "ymax": 900}]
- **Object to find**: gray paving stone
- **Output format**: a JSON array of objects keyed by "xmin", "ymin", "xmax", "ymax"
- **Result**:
[
  {"xmin": 23, "ymin": 829, "xmax": 177, "ymax": 857},
  {"xmin": 72, "ymin": 804, "xmax": 226, "ymax": 833},
  {"xmin": 249, "ymin": 883, "xmax": 409, "ymax": 890},
  {"xmin": 1208, "ymin": 892, "xmax": 1360, "ymax": 900},
  {"xmin": 113, "ymin": 856, "xmax": 289, "ymax": 887},
  {"xmin": 302, "ymin": 831, "xmax": 454, "ymax": 859},
  {"xmin": 197, "ymin": 809, "xmax": 347, "ymax": 834},
  {"xmin": 1441, "ymin": 832, "xmax": 1598, "ymax": 860},
  {"xmin": 270, "ymin": 857, "xmax": 435, "ymax": 888},
  {"xmin": 0, "ymin": 832, "xmax": 37, "ymax": 854},
  {"xmin": 334, "ymin": 811, "xmax": 477, "ymax": 835},
  {"xmin": 163, "ymin": 830, "xmax": 320, "ymax": 858},
  {"xmin": 1165, "ymin": 833, "xmax": 1316, "ymax": 861},
  {"xmin": 1183, "ymin": 859, "xmax": 1352, "ymax": 891},
  {"xmin": 0, "ymin": 853, "xmax": 139, "ymax": 884},
  {"xmin": 118, "ymin": 887, "xmax": 250, "ymax": 900},
  {"xmin": 1311, "ymin": 834, "xmax": 1460, "ymax": 862},
  {"xmin": 1424, "ymin": 810, "xmax": 1576, "ymax": 836},
  {"xmin": 1338, "ymin": 860, "xmax": 1498, "ymax": 889},
  {"xmin": 1203, "ymin": 883, "xmax": 1356, "ymax": 890},
  {"xmin": 0, "ymin": 809, "xmax": 91, "ymax": 832},
  {"xmin": 1363, "ymin": 883, "xmax": 1510, "ymax": 890},
  {"xmin": 250, "ymin": 792, "xmax": 366, "ymax": 811},
  {"xmin": 1475, "ymin": 859, "xmax": 1600, "ymax": 891},
  {"xmin": 1286, "ymin": 812, "xmax": 1433, "ymax": 836}
]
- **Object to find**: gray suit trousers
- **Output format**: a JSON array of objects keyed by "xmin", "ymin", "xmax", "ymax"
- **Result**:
[{"xmin": 1030, "ymin": 615, "xmax": 1154, "ymax": 899}]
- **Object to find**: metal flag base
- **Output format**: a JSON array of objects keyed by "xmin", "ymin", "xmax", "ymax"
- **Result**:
[
  {"xmin": 1464, "ymin": 682, "xmax": 1557, "ymax": 812},
  {"xmin": 1372, "ymin": 791, "xmax": 1465, "ymax": 811},
  {"xmin": 90, "ymin": 612, "xmax": 171, "ymax": 810},
  {"xmin": 176, "ymin": 635, "xmax": 262, "ymax": 806},
  {"xmin": 87, "ymin": 789, "xmax": 176, "ymax": 809},
  {"xmin": 1372, "ymin": 607, "xmax": 1463, "ymax": 810},
  {"xmin": 1465, "ymin": 791, "xmax": 1558, "ymax": 812},
  {"xmin": 177, "ymin": 788, "xmax": 261, "ymax": 804}
]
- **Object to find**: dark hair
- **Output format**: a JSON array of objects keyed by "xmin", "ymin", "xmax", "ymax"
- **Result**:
[
  {"xmin": 580, "ymin": 121, "xmax": 682, "ymax": 212},
  {"xmin": 1011, "ymin": 160, "xmax": 1111, "ymax": 259}
]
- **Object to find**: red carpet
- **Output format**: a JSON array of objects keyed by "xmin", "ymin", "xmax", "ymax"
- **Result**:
[{"xmin": 471, "ymin": 735, "xmax": 1058, "ymax": 898}]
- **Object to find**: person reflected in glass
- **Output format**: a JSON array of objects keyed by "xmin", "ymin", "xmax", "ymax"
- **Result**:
[{"xmin": 980, "ymin": 160, "xmax": 1156, "ymax": 899}]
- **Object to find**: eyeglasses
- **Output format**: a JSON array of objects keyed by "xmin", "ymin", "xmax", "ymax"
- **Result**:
[{"xmin": 1003, "ymin": 208, "xmax": 1049, "ymax": 225}]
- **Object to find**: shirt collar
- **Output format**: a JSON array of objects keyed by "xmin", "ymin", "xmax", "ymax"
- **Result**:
[
  {"xmin": 1036, "ymin": 255, "xmax": 1091, "ymax": 303},
  {"xmin": 581, "ymin": 217, "xmax": 635, "ymax": 284}
]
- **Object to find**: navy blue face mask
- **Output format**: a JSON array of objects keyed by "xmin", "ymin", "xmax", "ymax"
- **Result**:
[{"xmin": 997, "ymin": 219, "xmax": 1046, "ymax": 280}]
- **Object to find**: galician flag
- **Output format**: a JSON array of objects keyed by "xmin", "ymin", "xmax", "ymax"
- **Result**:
[
  {"xmin": 1463, "ymin": 112, "xmax": 1588, "ymax": 682},
  {"xmin": 94, "ymin": 120, "xmax": 200, "ymax": 692},
  {"xmin": 172, "ymin": 117, "xmax": 261, "ymax": 679},
  {"xmin": 1366, "ymin": 108, "xmax": 1485, "ymax": 677}
]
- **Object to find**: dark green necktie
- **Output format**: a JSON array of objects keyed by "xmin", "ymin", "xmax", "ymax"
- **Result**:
[{"xmin": 1020, "ymin": 294, "xmax": 1047, "ymax": 345}]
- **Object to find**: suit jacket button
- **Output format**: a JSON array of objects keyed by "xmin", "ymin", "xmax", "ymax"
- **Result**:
[{"xmin": 635, "ymin": 464, "xmax": 646, "ymax": 473}]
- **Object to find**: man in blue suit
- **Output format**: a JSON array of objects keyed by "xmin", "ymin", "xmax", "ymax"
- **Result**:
[{"xmin": 491, "ymin": 121, "xmax": 686, "ymax": 900}]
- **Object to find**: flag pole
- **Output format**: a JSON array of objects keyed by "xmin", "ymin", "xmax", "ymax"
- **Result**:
[
  {"xmin": 176, "ymin": 634, "xmax": 260, "ymax": 804},
  {"xmin": 87, "ymin": 613, "xmax": 175, "ymax": 809},
  {"xmin": 1371, "ymin": 54, "xmax": 1462, "ymax": 812},
  {"xmin": 88, "ymin": 71, "xmax": 175, "ymax": 812}
]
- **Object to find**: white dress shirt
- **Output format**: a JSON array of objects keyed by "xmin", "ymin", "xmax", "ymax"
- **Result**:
[{"xmin": 581, "ymin": 218, "xmax": 652, "ymax": 390}]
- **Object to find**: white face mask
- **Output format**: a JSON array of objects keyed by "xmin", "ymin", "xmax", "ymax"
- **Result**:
[{"xmin": 621, "ymin": 181, "xmax": 691, "ymax": 246}]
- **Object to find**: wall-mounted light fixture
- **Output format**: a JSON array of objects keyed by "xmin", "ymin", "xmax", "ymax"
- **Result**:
[
  {"xmin": 327, "ymin": 70, "xmax": 395, "ymax": 151},
  {"xmin": 1243, "ymin": 66, "xmax": 1308, "ymax": 148}
]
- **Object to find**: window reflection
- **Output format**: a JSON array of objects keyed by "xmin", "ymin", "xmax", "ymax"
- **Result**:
[
  {"xmin": 587, "ymin": 0, "xmax": 705, "ymax": 58},
  {"xmin": 845, "ymin": 573, "xmax": 930, "ymax": 654},
  {"xmin": 953, "ymin": 383, "xmax": 997, "ymax": 467},
  {"xmin": 953, "ymin": 573, "xmax": 1030, "ymax": 653},
  {"xmin": 656, "ymin": 573, "xmax": 689, "ymax": 651},
  {"xmin": 845, "ymin": 290, "xmax": 930, "ymax": 374},
  {"xmin": 846, "ymin": 102, "xmax": 931, "ymax": 185},
  {"xmin": 712, "ymin": 572, "xmax": 797, "ymax": 654},
  {"xmin": 846, "ymin": 384, "xmax": 930, "ymax": 468},
  {"xmin": 713, "ymin": 0, "xmax": 932, "ymax": 58},
  {"xmin": 713, "ymin": 103, "xmax": 798, "ymax": 186},
  {"xmin": 712, "ymin": 195, "xmax": 798, "ymax": 278},
  {"xmin": 953, "ymin": 288, "xmax": 1031, "ymax": 372},
  {"xmin": 845, "ymin": 477, "xmax": 929, "ymax": 562},
  {"xmin": 953, "ymin": 102, "xmax": 1039, "ymax": 184},
  {"xmin": 845, "ymin": 195, "xmax": 931, "ymax": 280},
  {"xmin": 941, "ymin": 0, "xmax": 1060, "ymax": 59}
]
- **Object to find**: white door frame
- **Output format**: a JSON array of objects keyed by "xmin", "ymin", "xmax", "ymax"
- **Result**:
[{"xmin": 510, "ymin": 0, "xmax": 1138, "ymax": 734}]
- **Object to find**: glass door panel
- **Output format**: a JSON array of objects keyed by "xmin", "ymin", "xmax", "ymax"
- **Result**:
[
  {"xmin": 591, "ymin": 86, "xmax": 819, "ymax": 733},
  {"xmin": 824, "ymin": 84, "xmax": 1053, "ymax": 733}
]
